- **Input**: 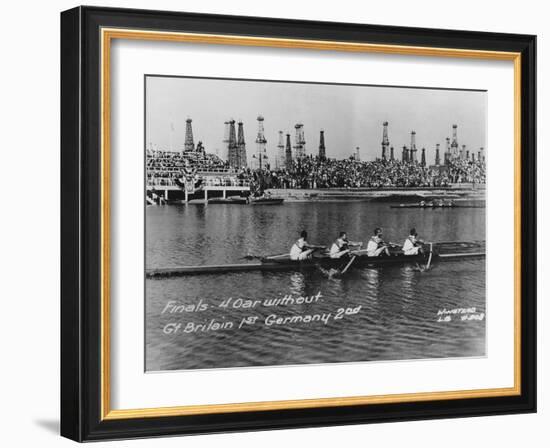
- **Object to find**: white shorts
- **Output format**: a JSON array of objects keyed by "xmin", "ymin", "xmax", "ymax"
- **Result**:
[
  {"xmin": 367, "ymin": 247, "xmax": 386, "ymax": 257},
  {"xmin": 403, "ymin": 247, "xmax": 420, "ymax": 255},
  {"xmin": 329, "ymin": 250, "xmax": 348, "ymax": 259},
  {"xmin": 290, "ymin": 251, "xmax": 310, "ymax": 261}
]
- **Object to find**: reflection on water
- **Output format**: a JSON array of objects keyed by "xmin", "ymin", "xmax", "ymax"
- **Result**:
[
  {"xmin": 289, "ymin": 272, "xmax": 306, "ymax": 296},
  {"xmin": 146, "ymin": 201, "xmax": 485, "ymax": 371}
]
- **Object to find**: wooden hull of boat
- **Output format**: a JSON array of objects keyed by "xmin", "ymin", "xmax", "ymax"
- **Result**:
[
  {"xmin": 208, "ymin": 197, "xmax": 247, "ymax": 204},
  {"xmin": 390, "ymin": 204, "xmax": 484, "ymax": 209},
  {"xmin": 249, "ymin": 198, "xmax": 284, "ymax": 205},
  {"xmin": 391, "ymin": 204, "xmax": 456, "ymax": 208}
]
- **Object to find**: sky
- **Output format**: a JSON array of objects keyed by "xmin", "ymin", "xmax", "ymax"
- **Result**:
[{"xmin": 145, "ymin": 76, "xmax": 487, "ymax": 164}]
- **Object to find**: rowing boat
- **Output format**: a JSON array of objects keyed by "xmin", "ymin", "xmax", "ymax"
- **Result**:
[
  {"xmin": 390, "ymin": 202, "xmax": 456, "ymax": 209},
  {"xmin": 249, "ymin": 197, "xmax": 284, "ymax": 205},
  {"xmin": 208, "ymin": 197, "xmax": 248, "ymax": 204},
  {"xmin": 146, "ymin": 241, "xmax": 485, "ymax": 278},
  {"xmin": 390, "ymin": 202, "xmax": 485, "ymax": 209},
  {"xmin": 207, "ymin": 197, "xmax": 285, "ymax": 205}
]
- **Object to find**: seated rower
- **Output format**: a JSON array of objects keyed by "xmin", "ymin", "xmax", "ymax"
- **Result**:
[
  {"xmin": 402, "ymin": 228, "xmax": 424, "ymax": 255},
  {"xmin": 329, "ymin": 232, "xmax": 362, "ymax": 259},
  {"xmin": 290, "ymin": 230, "xmax": 316, "ymax": 261},
  {"xmin": 366, "ymin": 227, "xmax": 391, "ymax": 257}
]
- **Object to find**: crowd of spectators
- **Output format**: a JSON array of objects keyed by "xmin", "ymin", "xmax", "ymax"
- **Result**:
[
  {"xmin": 146, "ymin": 147, "xmax": 228, "ymax": 186},
  {"xmin": 445, "ymin": 157, "xmax": 486, "ymax": 184},
  {"xmin": 146, "ymin": 149, "xmax": 486, "ymax": 190},
  {"xmin": 249, "ymin": 156, "xmax": 486, "ymax": 190}
]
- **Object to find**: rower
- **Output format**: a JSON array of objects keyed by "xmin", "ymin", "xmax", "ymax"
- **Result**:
[
  {"xmin": 290, "ymin": 230, "xmax": 316, "ymax": 261},
  {"xmin": 402, "ymin": 228, "xmax": 424, "ymax": 255},
  {"xmin": 329, "ymin": 232, "xmax": 362, "ymax": 259},
  {"xmin": 366, "ymin": 227, "xmax": 391, "ymax": 257}
]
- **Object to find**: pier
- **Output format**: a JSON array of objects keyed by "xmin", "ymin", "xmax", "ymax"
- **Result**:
[{"xmin": 147, "ymin": 170, "xmax": 250, "ymax": 204}]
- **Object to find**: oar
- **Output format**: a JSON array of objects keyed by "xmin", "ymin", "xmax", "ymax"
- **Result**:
[
  {"xmin": 340, "ymin": 255, "xmax": 357, "ymax": 275},
  {"xmin": 244, "ymin": 245, "xmax": 327, "ymax": 260},
  {"xmin": 265, "ymin": 253, "xmax": 292, "ymax": 260},
  {"xmin": 243, "ymin": 252, "xmax": 289, "ymax": 260},
  {"xmin": 425, "ymin": 242, "xmax": 434, "ymax": 270}
]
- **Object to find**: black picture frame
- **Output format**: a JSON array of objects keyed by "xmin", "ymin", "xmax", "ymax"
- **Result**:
[{"xmin": 61, "ymin": 5, "xmax": 536, "ymax": 442}]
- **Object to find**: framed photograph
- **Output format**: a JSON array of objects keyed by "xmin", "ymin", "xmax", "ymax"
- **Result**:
[{"xmin": 61, "ymin": 6, "xmax": 536, "ymax": 441}]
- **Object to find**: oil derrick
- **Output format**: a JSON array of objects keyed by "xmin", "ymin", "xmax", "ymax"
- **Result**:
[
  {"xmin": 277, "ymin": 131, "xmax": 285, "ymax": 169},
  {"xmin": 460, "ymin": 144, "xmax": 467, "ymax": 160},
  {"xmin": 222, "ymin": 121, "xmax": 230, "ymax": 161},
  {"xmin": 184, "ymin": 118, "xmax": 195, "ymax": 152},
  {"xmin": 435, "ymin": 143, "xmax": 441, "ymax": 166},
  {"xmin": 227, "ymin": 120, "xmax": 238, "ymax": 168},
  {"xmin": 381, "ymin": 121, "xmax": 389, "ymax": 160},
  {"xmin": 444, "ymin": 137, "xmax": 451, "ymax": 165},
  {"xmin": 402, "ymin": 146, "xmax": 408, "ymax": 163},
  {"xmin": 390, "ymin": 146, "xmax": 395, "ymax": 161},
  {"xmin": 285, "ymin": 133, "xmax": 293, "ymax": 170},
  {"xmin": 293, "ymin": 123, "xmax": 306, "ymax": 159},
  {"xmin": 410, "ymin": 131, "xmax": 417, "ymax": 163},
  {"xmin": 196, "ymin": 141, "xmax": 205, "ymax": 154},
  {"xmin": 420, "ymin": 148, "xmax": 426, "ymax": 167},
  {"xmin": 237, "ymin": 121, "xmax": 247, "ymax": 168},
  {"xmin": 319, "ymin": 130, "xmax": 326, "ymax": 159},
  {"xmin": 451, "ymin": 124, "xmax": 459, "ymax": 158},
  {"xmin": 252, "ymin": 115, "xmax": 268, "ymax": 170}
]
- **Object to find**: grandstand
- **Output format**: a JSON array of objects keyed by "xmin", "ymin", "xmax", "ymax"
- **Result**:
[
  {"xmin": 146, "ymin": 148, "xmax": 231, "ymax": 186},
  {"xmin": 146, "ymin": 148, "xmax": 486, "ymax": 204},
  {"xmin": 146, "ymin": 149, "xmax": 250, "ymax": 204}
]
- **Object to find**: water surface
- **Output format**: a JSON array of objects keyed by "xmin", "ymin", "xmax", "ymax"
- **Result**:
[{"xmin": 145, "ymin": 201, "xmax": 485, "ymax": 371}]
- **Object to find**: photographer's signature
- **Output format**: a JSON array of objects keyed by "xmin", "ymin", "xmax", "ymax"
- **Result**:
[{"xmin": 436, "ymin": 307, "xmax": 485, "ymax": 323}]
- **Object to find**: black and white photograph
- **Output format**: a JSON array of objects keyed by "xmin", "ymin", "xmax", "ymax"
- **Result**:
[
  {"xmin": 52, "ymin": 3, "xmax": 539, "ymax": 442},
  {"xmin": 144, "ymin": 76, "xmax": 487, "ymax": 371}
]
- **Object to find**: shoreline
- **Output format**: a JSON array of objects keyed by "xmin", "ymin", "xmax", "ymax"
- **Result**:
[
  {"xmin": 265, "ymin": 185, "xmax": 486, "ymax": 203},
  {"xmin": 163, "ymin": 184, "xmax": 487, "ymax": 205}
]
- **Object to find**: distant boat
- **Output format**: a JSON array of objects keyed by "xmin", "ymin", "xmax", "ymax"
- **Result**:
[
  {"xmin": 391, "ymin": 201, "xmax": 455, "ymax": 209},
  {"xmin": 207, "ymin": 196, "xmax": 284, "ymax": 205},
  {"xmin": 249, "ymin": 197, "xmax": 284, "ymax": 205},
  {"xmin": 208, "ymin": 197, "xmax": 248, "ymax": 205},
  {"xmin": 390, "ymin": 201, "xmax": 484, "ymax": 209}
]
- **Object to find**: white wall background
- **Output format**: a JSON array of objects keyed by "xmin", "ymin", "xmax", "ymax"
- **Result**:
[{"xmin": 0, "ymin": 0, "xmax": 546, "ymax": 446}]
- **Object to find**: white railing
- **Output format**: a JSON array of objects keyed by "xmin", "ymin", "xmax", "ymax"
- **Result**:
[
  {"xmin": 201, "ymin": 178, "xmax": 250, "ymax": 187},
  {"xmin": 147, "ymin": 178, "xmax": 178, "ymax": 187},
  {"xmin": 146, "ymin": 176, "xmax": 250, "ymax": 188},
  {"xmin": 197, "ymin": 168, "xmax": 237, "ymax": 174}
]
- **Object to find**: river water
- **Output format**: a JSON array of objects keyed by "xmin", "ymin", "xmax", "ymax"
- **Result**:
[{"xmin": 145, "ymin": 201, "xmax": 486, "ymax": 371}]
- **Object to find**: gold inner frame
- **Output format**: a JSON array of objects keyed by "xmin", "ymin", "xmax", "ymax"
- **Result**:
[{"xmin": 100, "ymin": 27, "xmax": 522, "ymax": 420}]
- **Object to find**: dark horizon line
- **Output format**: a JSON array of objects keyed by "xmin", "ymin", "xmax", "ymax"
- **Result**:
[{"xmin": 144, "ymin": 73, "xmax": 487, "ymax": 93}]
